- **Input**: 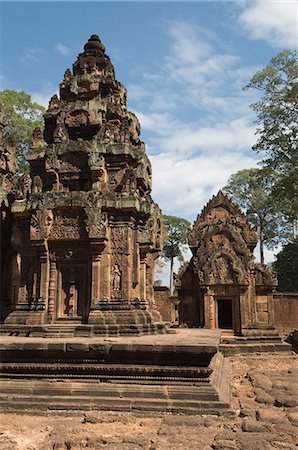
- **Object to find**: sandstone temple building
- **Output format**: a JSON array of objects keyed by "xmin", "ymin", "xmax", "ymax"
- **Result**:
[
  {"xmin": 175, "ymin": 191, "xmax": 280, "ymax": 336},
  {"xmin": 0, "ymin": 35, "xmax": 165, "ymax": 336}
]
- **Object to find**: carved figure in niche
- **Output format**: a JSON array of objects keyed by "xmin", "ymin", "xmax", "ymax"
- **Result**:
[
  {"xmin": 14, "ymin": 173, "xmax": 32, "ymax": 199},
  {"xmin": 30, "ymin": 127, "xmax": 43, "ymax": 149},
  {"xmin": 48, "ymin": 94, "xmax": 59, "ymax": 110},
  {"xmin": 112, "ymin": 264, "xmax": 121, "ymax": 291},
  {"xmin": 215, "ymin": 257, "xmax": 233, "ymax": 283},
  {"xmin": 101, "ymin": 120, "xmax": 122, "ymax": 143},
  {"xmin": 26, "ymin": 259, "xmax": 39, "ymax": 304},
  {"xmin": 91, "ymin": 62, "xmax": 102, "ymax": 76},
  {"xmin": 46, "ymin": 149, "xmax": 62, "ymax": 191},
  {"xmin": 85, "ymin": 208, "xmax": 108, "ymax": 238},
  {"xmin": 0, "ymin": 136, "xmax": 17, "ymax": 174},
  {"xmin": 32, "ymin": 175, "xmax": 43, "ymax": 194},
  {"xmin": 117, "ymin": 167, "xmax": 138, "ymax": 193},
  {"xmin": 53, "ymin": 115, "xmax": 67, "ymax": 143},
  {"xmin": 89, "ymin": 151, "xmax": 104, "ymax": 168}
]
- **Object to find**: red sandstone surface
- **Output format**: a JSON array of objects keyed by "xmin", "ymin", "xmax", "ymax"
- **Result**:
[{"xmin": 0, "ymin": 353, "xmax": 297, "ymax": 450}]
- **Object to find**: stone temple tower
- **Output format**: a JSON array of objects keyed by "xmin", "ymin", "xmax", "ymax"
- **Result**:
[
  {"xmin": 0, "ymin": 103, "xmax": 17, "ymax": 321},
  {"xmin": 3, "ymin": 35, "xmax": 165, "ymax": 335}
]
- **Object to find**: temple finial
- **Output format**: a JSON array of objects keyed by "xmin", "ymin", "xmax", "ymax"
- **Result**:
[{"xmin": 84, "ymin": 34, "xmax": 105, "ymax": 53}]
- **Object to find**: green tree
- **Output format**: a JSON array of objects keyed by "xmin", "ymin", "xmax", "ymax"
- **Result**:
[
  {"xmin": 0, "ymin": 89, "xmax": 45, "ymax": 172},
  {"xmin": 162, "ymin": 215, "xmax": 191, "ymax": 295},
  {"xmin": 273, "ymin": 239, "xmax": 298, "ymax": 292},
  {"xmin": 244, "ymin": 50, "xmax": 298, "ymax": 223},
  {"xmin": 223, "ymin": 168, "xmax": 291, "ymax": 264}
]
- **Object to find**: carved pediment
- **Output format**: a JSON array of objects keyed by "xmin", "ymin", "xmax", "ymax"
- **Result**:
[
  {"xmin": 30, "ymin": 208, "xmax": 88, "ymax": 241},
  {"xmin": 194, "ymin": 245, "xmax": 247, "ymax": 286}
]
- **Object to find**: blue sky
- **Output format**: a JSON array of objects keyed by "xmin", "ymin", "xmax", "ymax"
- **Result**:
[{"xmin": 1, "ymin": 1, "xmax": 297, "ymax": 266}]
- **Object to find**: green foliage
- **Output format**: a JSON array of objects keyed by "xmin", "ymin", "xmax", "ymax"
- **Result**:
[
  {"xmin": 0, "ymin": 89, "xmax": 45, "ymax": 172},
  {"xmin": 162, "ymin": 215, "xmax": 191, "ymax": 293},
  {"xmin": 223, "ymin": 167, "xmax": 291, "ymax": 263},
  {"xmin": 162, "ymin": 215, "xmax": 191, "ymax": 262},
  {"xmin": 244, "ymin": 50, "xmax": 298, "ymax": 220},
  {"xmin": 273, "ymin": 239, "xmax": 298, "ymax": 292}
]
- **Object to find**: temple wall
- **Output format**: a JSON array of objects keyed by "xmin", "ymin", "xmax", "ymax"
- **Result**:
[
  {"xmin": 155, "ymin": 287, "xmax": 298, "ymax": 336},
  {"xmin": 272, "ymin": 292, "xmax": 298, "ymax": 335},
  {"xmin": 153, "ymin": 286, "xmax": 172, "ymax": 322}
]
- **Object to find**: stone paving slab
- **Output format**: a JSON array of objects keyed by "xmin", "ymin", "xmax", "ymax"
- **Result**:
[{"xmin": 0, "ymin": 329, "xmax": 222, "ymax": 354}]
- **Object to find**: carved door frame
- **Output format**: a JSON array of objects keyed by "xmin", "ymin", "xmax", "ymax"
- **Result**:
[
  {"xmin": 56, "ymin": 262, "xmax": 88, "ymax": 322},
  {"xmin": 215, "ymin": 294, "xmax": 241, "ymax": 335}
]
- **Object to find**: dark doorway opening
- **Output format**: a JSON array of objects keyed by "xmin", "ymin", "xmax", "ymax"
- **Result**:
[{"xmin": 217, "ymin": 299, "xmax": 233, "ymax": 329}]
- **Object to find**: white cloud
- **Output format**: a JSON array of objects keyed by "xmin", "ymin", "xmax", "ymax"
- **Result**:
[
  {"xmin": 19, "ymin": 48, "xmax": 42, "ymax": 65},
  {"xmin": 127, "ymin": 18, "xmax": 262, "ymax": 226},
  {"xmin": 167, "ymin": 20, "xmax": 213, "ymax": 64},
  {"xmin": 254, "ymin": 244, "xmax": 282, "ymax": 264},
  {"xmin": 55, "ymin": 43, "xmax": 71, "ymax": 56},
  {"xmin": 239, "ymin": 1, "xmax": 297, "ymax": 48},
  {"xmin": 30, "ymin": 83, "xmax": 57, "ymax": 108},
  {"xmin": 151, "ymin": 151, "xmax": 259, "ymax": 220}
]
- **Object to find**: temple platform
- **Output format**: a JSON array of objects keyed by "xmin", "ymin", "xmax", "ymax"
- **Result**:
[
  {"xmin": 0, "ymin": 329, "xmax": 232, "ymax": 415},
  {"xmin": 219, "ymin": 332, "xmax": 292, "ymax": 355}
]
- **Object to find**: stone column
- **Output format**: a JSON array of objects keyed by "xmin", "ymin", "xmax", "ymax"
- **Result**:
[
  {"xmin": 138, "ymin": 260, "xmax": 147, "ymax": 303},
  {"xmin": 15, "ymin": 252, "xmax": 30, "ymax": 309},
  {"xmin": 100, "ymin": 252, "xmax": 110, "ymax": 300},
  {"xmin": 47, "ymin": 257, "xmax": 57, "ymax": 323},
  {"xmin": 39, "ymin": 245, "xmax": 50, "ymax": 310},
  {"xmin": 209, "ymin": 292, "xmax": 216, "ymax": 329},
  {"xmin": 12, "ymin": 252, "xmax": 22, "ymax": 305},
  {"xmin": 203, "ymin": 290, "xmax": 211, "ymax": 328},
  {"xmin": 91, "ymin": 251, "xmax": 101, "ymax": 307}
]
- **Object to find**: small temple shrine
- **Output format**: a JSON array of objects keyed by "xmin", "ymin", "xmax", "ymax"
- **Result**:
[
  {"xmin": 175, "ymin": 191, "xmax": 278, "ymax": 336},
  {"xmin": 1, "ymin": 35, "xmax": 165, "ymax": 336}
]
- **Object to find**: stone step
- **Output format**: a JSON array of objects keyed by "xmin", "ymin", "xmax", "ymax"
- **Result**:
[
  {"xmin": 0, "ymin": 383, "xmax": 220, "ymax": 401},
  {"xmin": 0, "ymin": 392, "xmax": 232, "ymax": 416},
  {"xmin": 219, "ymin": 342, "xmax": 292, "ymax": 355}
]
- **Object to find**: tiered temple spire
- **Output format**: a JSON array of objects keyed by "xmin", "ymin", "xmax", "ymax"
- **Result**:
[{"xmin": 2, "ymin": 35, "xmax": 165, "ymax": 335}]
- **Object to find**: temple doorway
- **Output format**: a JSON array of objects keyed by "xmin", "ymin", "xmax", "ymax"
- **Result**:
[
  {"xmin": 217, "ymin": 298, "xmax": 233, "ymax": 330},
  {"xmin": 56, "ymin": 264, "xmax": 87, "ymax": 321}
]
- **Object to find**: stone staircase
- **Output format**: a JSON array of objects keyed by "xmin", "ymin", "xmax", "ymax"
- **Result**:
[{"xmin": 219, "ymin": 333, "xmax": 292, "ymax": 355}]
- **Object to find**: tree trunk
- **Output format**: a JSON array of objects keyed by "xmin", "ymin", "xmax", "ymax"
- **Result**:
[
  {"xmin": 293, "ymin": 219, "xmax": 298, "ymax": 239},
  {"xmin": 170, "ymin": 257, "xmax": 174, "ymax": 296},
  {"xmin": 259, "ymin": 220, "xmax": 264, "ymax": 264}
]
